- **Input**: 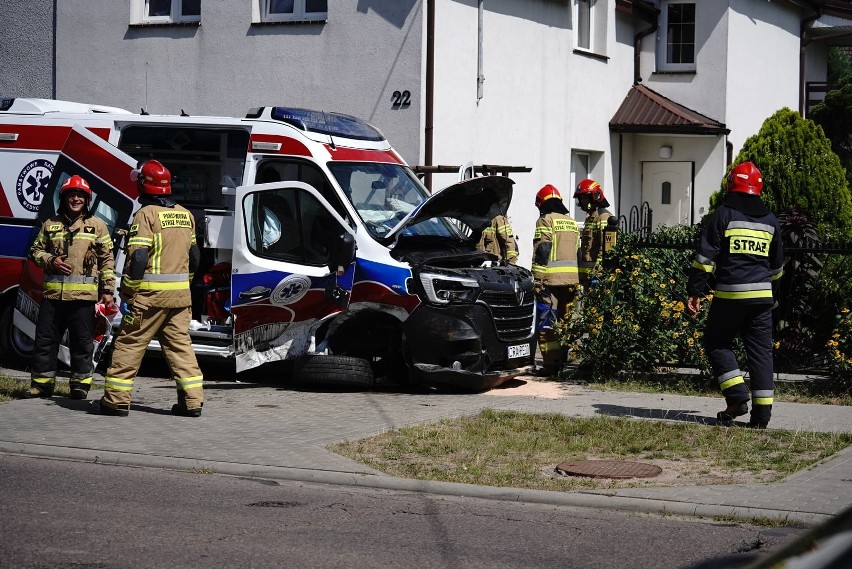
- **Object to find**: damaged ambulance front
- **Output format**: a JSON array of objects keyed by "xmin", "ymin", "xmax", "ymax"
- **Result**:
[{"xmin": 383, "ymin": 176, "xmax": 536, "ymax": 391}]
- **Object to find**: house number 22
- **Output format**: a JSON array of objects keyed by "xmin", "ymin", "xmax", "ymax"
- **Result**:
[{"xmin": 391, "ymin": 90, "xmax": 411, "ymax": 108}]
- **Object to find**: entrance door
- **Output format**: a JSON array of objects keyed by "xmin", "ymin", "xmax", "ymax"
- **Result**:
[
  {"xmin": 642, "ymin": 161, "xmax": 692, "ymax": 228},
  {"xmin": 231, "ymin": 181, "xmax": 356, "ymax": 372}
]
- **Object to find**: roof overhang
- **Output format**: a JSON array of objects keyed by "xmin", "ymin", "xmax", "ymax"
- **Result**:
[{"xmin": 609, "ymin": 84, "xmax": 730, "ymax": 136}]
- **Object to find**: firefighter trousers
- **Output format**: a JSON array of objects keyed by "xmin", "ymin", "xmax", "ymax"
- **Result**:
[
  {"xmin": 703, "ymin": 300, "xmax": 774, "ymax": 424},
  {"xmin": 102, "ymin": 305, "xmax": 203, "ymax": 411},
  {"xmin": 31, "ymin": 299, "xmax": 95, "ymax": 395},
  {"xmin": 537, "ymin": 285, "xmax": 578, "ymax": 372}
]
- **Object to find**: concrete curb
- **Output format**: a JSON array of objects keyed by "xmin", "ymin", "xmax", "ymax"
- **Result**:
[{"xmin": 0, "ymin": 441, "xmax": 828, "ymax": 526}]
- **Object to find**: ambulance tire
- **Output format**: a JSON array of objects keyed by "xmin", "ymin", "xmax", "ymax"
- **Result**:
[
  {"xmin": 0, "ymin": 302, "xmax": 32, "ymax": 366},
  {"xmin": 294, "ymin": 355, "xmax": 375, "ymax": 389}
]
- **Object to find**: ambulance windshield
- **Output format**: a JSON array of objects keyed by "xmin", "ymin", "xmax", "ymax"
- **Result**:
[{"xmin": 328, "ymin": 162, "xmax": 459, "ymax": 240}]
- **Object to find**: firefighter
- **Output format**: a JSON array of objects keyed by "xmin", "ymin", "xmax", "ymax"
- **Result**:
[
  {"xmin": 532, "ymin": 184, "xmax": 580, "ymax": 376},
  {"xmin": 574, "ymin": 179, "xmax": 618, "ymax": 283},
  {"xmin": 89, "ymin": 160, "xmax": 204, "ymax": 417},
  {"xmin": 476, "ymin": 214, "xmax": 519, "ymax": 264},
  {"xmin": 686, "ymin": 161, "xmax": 784, "ymax": 429},
  {"xmin": 25, "ymin": 175, "xmax": 116, "ymax": 399}
]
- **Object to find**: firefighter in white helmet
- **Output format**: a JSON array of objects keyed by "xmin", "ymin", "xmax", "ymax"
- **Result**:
[
  {"xmin": 25, "ymin": 175, "xmax": 116, "ymax": 400},
  {"xmin": 90, "ymin": 160, "xmax": 204, "ymax": 417}
]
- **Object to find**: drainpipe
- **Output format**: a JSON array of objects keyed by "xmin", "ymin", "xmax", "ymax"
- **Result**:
[
  {"xmin": 616, "ymin": 133, "xmax": 623, "ymax": 217},
  {"xmin": 477, "ymin": 0, "xmax": 484, "ymax": 103},
  {"xmin": 425, "ymin": 0, "xmax": 435, "ymax": 191},
  {"xmin": 52, "ymin": 0, "xmax": 57, "ymax": 99},
  {"xmin": 799, "ymin": 7, "xmax": 821, "ymax": 115},
  {"xmin": 633, "ymin": 4, "xmax": 659, "ymax": 85}
]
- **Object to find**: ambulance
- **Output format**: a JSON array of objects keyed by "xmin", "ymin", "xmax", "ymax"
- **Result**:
[{"xmin": 0, "ymin": 98, "xmax": 535, "ymax": 391}]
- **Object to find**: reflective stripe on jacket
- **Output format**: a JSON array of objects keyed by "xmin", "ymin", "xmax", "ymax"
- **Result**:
[
  {"xmin": 579, "ymin": 208, "xmax": 615, "ymax": 282},
  {"xmin": 476, "ymin": 214, "xmax": 519, "ymax": 263},
  {"xmin": 532, "ymin": 213, "xmax": 580, "ymax": 286},
  {"xmin": 30, "ymin": 214, "xmax": 115, "ymax": 301},
  {"xmin": 687, "ymin": 204, "xmax": 784, "ymax": 304},
  {"xmin": 121, "ymin": 204, "xmax": 197, "ymax": 308}
]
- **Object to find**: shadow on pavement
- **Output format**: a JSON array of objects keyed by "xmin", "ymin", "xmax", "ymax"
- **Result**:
[{"xmin": 592, "ymin": 403, "xmax": 722, "ymax": 426}]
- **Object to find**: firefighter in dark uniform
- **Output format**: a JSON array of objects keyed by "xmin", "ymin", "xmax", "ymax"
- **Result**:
[
  {"xmin": 89, "ymin": 160, "xmax": 204, "ymax": 417},
  {"xmin": 574, "ymin": 179, "xmax": 618, "ymax": 283},
  {"xmin": 476, "ymin": 214, "xmax": 519, "ymax": 264},
  {"xmin": 686, "ymin": 162, "xmax": 784, "ymax": 429},
  {"xmin": 25, "ymin": 175, "xmax": 116, "ymax": 399},
  {"xmin": 532, "ymin": 184, "xmax": 580, "ymax": 376}
]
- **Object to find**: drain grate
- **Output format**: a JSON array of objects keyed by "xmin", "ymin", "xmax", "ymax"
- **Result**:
[{"xmin": 555, "ymin": 460, "xmax": 662, "ymax": 479}]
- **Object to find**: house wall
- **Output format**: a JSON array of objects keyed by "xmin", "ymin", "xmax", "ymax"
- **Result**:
[
  {"xmin": 0, "ymin": 0, "xmax": 54, "ymax": 98},
  {"xmin": 725, "ymin": 0, "xmax": 802, "ymax": 156},
  {"xmin": 52, "ymin": 0, "xmax": 424, "ymax": 165},
  {"xmin": 431, "ymin": 0, "xmax": 637, "ymax": 268}
]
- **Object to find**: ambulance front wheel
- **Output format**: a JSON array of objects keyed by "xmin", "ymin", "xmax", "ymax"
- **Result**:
[
  {"xmin": 294, "ymin": 355, "xmax": 375, "ymax": 389},
  {"xmin": 0, "ymin": 303, "xmax": 33, "ymax": 367}
]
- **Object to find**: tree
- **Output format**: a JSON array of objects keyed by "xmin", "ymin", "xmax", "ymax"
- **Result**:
[
  {"xmin": 712, "ymin": 108, "xmax": 852, "ymax": 234},
  {"xmin": 811, "ymin": 75, "xmax": 852, "ymax": 197}
]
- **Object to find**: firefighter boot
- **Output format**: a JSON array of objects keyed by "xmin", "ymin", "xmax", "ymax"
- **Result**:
[
  {"xmin": 20, "ymin": 386, "xmax": 54, "ymax": 399},
  {"xmin": 171, "ymin": 391, "xmax": 202, "ymax": 418},
  {"xmin": 88, "ymin": 398, "xmax": 130, "ymax": 417},
  {"xmin": 68, "ymin": 383, "xmax": 89, "ymax": 400},
  {"xmin": 716, "ymin": 401, "xmax": 748, "ymax": 426}
]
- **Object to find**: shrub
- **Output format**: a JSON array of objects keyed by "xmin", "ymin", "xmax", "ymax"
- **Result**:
[
  {"xmin": 561, "ymin": 227, "xmax": 708, "ymax": 380},
  {"xmin": 826, "ymin": 307, "xmax": 852, "ymax": 392}
]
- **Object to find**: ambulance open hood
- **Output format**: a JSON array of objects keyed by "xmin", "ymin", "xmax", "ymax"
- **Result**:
[{"xmin": 384, "ymin": 175, "xmax": 514, "ymax": 242}]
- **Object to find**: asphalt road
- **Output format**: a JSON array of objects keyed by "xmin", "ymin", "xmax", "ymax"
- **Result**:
[{"xmin": 0, "ymin": 454, "xmax": 804, "ymax": 569}]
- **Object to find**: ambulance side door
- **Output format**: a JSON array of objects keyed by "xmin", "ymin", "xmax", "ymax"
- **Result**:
[
  {"xmin": 13, "ymin": 124, "xmax": 136, "ymax": 357},
  {"xmin": 231, "ymin": 181, "xmax": 356, "ymax": 371}
]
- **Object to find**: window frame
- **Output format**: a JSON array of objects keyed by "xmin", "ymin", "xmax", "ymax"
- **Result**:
[
  {"xmin": 657, "ymin": 0, "xmax": 696, "ymax": 72},
  {"xmin": 252, "ymin": 0, "xmax": 328, "ymax": 24},
  {"xmin": 130, "ymin": 0, "xmax": 200, "ymax": 25}
]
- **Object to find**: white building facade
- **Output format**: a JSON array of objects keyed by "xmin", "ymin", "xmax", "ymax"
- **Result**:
[{"xmin": 2, "ymin": 0, "xmax": 851, "ymax": 267}]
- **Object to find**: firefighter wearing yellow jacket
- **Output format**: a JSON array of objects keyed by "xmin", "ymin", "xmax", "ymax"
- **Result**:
[
  {"xmin": 90, "ymin": 160, "xmax": 204, "ymax": 417},
  {"xmin": 476, "ymin": 214, "xmax": 519, "ymax": 263},
  {"xmin": 25, "ymin": 175, "xmax": 116, "ymax": 399},
  {"xmin": 532, "ymin": 184, "xmax": 580, "ymax": 376},
  {"xmin": 574, "ymin": 179, "xmax": 618, "ymax": 283},
  {"xmin": 686, "ymin": 162, "xmax": 784, "ymax": 429}
]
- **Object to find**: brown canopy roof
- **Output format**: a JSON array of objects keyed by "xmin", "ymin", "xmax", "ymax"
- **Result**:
[{"xmin": 609, "ymin": 84, "xmax": 729, "ymax": 135}]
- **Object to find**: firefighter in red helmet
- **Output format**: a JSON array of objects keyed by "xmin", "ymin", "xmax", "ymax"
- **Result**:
[
  {"xmin": 687, "ymin": 161, "xmax": 784, "ymax": 429},
  {"xmin": 532, "ymin": 184, "xmax": 580, "ymax": 376},
  {"xmin": 90, "ymin": 160, "xmax": 204, "ymax": 417},
  {"xmin": 24, "ymin": 175, "xmax": 116, "ymax": 400},
  {"xmin": 574, "ymin": 179, "xmax": 618, "ymax": 283}
]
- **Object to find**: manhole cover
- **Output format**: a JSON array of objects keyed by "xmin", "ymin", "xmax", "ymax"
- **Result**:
[{"xmin": 555, "ymin": 460, "xmax": 662, "ymax": 479}]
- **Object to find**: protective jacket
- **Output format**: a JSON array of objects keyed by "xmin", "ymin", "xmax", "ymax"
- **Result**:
[
  {"xmin": 578, "ymin": 207, "xmax": 616, "ymax": 282},
  {"xmin": 532, "ymin": 213, "xmax": 580, "ymax": 286},
  {"xmin": 121, "ymin": 199, "xmax": 200, "ymax": 308},
  {"xmin": 687, "ymin": 194, "xmax": 784, "ymax": 303},
  {"xmin": 476, "ymin": 214, "xmax": 519, "ymax": 263},
  {"xmin": 30, "ymin": 213, "xmax": 115, "ymax": 301}
]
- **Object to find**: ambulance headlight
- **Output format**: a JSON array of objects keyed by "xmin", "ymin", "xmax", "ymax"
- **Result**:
[{"xmin": 418, "ymin": 273, "xmax": 479, "ymax": 305}]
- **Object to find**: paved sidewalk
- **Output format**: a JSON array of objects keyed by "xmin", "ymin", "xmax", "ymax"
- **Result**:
[{"xmin": 1, "ymin": 363, "xmax": 851, "ymax": 527}]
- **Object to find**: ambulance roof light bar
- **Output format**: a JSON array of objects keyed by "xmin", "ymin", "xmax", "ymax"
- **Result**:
[{"xmin": 268, "ymin": 106, "xmax": 385, "ymax": 142}]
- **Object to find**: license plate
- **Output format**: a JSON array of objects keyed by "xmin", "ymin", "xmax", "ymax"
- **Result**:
[{"xmin": 507, "ymin": 343, "xmax": 530, "ymax": 359}]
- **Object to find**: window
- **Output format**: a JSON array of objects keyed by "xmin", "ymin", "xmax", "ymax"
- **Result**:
[
  {"xmin": 661, "ymin": 181, "xmax": 672, "ymax": 205},
  {"xmin": 131, "ymin": 0, "xmax": 200, "ymax": 25},
  {"xmin": 658, "ymin": 1, "xmax": 695, "ymax": 71},
  {"xmin": 252, "ymin": 0, "xmax": 328, "ymax": 23},
  {"xmin": 243, "ymin": 187, "xmax": 334, "ymax": 266},
  {"xmin": 573, "ymin": 0, "xmax": 607, "ymax": 55}
]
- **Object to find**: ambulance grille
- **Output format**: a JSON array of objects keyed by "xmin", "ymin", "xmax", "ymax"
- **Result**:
[{"xmin": 479, "ymin": 290, "xmax": 535, "ymax": 342}]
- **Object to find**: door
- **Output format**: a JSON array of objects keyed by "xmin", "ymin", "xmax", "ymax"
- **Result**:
[
  {"xmin": 642, "ymin": 161, "xmax": 693, "ymax": 228},
  {"xmin": 231, "ymin": 180, "xmax": 356, "ymax": 372},
  {"xmin": 14, "ymin": 124, "xmax": 137, "ymax": 363}
]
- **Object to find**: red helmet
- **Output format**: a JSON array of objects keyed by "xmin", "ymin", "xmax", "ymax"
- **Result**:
[
  {"xmin": 727, "ymin": 161, "xmax": 763, "ymax": 195},
  {"xmin": 574, "ymin": 178, "xmax": 605, "ymax": 203},
  {"xmin": 535, "ymin": 184, "xmax": 562, "ymax": 208},
  {"xmin": 137, "ymin": 160, "xmax": 171, "ymax": 195},
  {"xmin": 60, "ymin": 175, "xmax": 92, "ymax": 200}
]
